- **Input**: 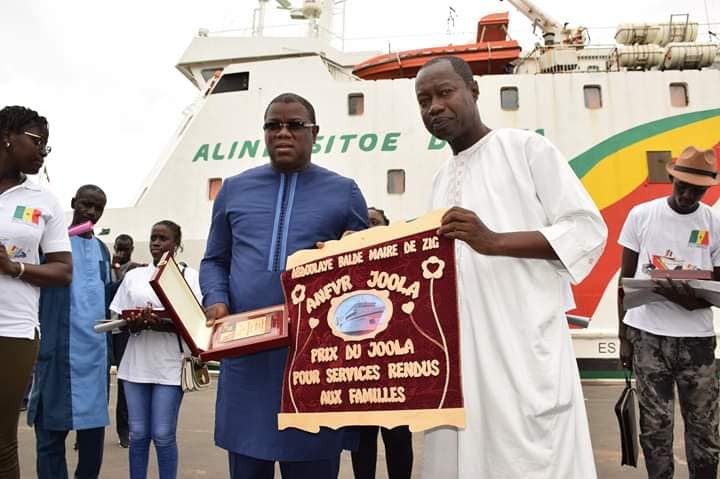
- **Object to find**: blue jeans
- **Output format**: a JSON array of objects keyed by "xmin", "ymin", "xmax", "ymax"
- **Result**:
[{"xmin": 124, "ymin": 382, "xmax": 183, "ymax": 479}]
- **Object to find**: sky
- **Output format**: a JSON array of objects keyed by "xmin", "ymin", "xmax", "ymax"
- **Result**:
[{"xmin": 2, "ymin": 0, "xmax": 718, "ymax": 209}]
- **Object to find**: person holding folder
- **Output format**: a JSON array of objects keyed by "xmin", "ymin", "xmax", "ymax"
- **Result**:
[{"xmin": 618, "ymin": 146, "xmax": 720, "ymax": 478}]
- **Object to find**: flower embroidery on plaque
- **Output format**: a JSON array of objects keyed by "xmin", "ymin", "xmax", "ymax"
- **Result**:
[
  {"xmin": 421, "ymin": 256, "xmax": 445, "ymax": 280},
  {"xmin": 291, "ymin": 284, "xmax": 306, "ymax": 304}
]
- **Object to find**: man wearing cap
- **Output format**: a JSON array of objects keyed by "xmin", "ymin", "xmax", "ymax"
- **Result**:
[{"xmin": 618, "ymin": 146, "xmax": 720, "ymax": 478}]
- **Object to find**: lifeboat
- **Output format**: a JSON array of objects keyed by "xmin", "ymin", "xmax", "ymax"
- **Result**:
[{"xmin": 352, "ymin": 12, "xmax": 521, "ymax": 80}]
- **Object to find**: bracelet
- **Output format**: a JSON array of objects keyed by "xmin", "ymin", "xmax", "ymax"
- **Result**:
[{"xmin": 13, "ymin": 262, "xmax": 25, "ymax": 279}]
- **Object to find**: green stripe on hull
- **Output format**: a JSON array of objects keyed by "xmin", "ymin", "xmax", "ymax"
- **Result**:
[
  {"xmin": 580, "ymin": 370, "xmax": 627, "ymax": 380},
  {"xmin": 570, "ymin": 108, "xmax": 720, "ymax": 178}
]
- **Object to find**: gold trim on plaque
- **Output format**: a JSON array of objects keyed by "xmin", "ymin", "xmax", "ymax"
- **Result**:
[
  {"xmin": 285, "ymin": 208, "xmax": 447, "ymax": 269},
  {"xmin": 277, "ymin": 408, "xmax": 465, "ymax": 433}
]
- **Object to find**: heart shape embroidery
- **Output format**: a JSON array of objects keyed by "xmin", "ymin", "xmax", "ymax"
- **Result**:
[
  {"xmin": 421, "ymin": 256, "xmax": 446, "ymax": 280},
  {"xmin": 308, "ymin": 317, "xmax": 319, "ymax": 329},
  {"xmin": 401, "ymin": 302, "xmax": 415, "ymax": 315}
]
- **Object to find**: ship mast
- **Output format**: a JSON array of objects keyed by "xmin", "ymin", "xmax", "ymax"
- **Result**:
[{"xmin": 253, "ymin": 0, "xmax": 341, "ymax": 44}]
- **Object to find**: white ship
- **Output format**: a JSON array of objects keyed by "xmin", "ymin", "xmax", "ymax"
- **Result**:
[
  {"xmin": 95, "ymin": 0, "xmax": 720, "ymax": 376},
  {"xmin": 338, "ymin": 301, "xmax": 386, "ymax": 335}
]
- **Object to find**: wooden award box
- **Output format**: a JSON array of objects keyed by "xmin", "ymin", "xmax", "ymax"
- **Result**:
[{"xmin": 149, "ymin": 253, "xmax": 289, "ymax": 361}]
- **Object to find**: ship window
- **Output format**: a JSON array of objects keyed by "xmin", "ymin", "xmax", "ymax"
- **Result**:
[
  {"xmin": 211, "ymin": 72, "xmax": 249, "ymax": 94},
  {"xmin": 670, "ymin": 83, "xmax": 688, "ymax": 107},
  {"xmin": 348, "ymin": 93, "xmax": 364, "ymax": 116},
  {"xmin": 201, "ymin": 68, "xmax": 224, "ymax": 82},
  {"xmin": 500, "ymin": 87, "xmax": 519, "ymax": 110},
  {"xmin": 208, "ymin": 178, "xmax": 223, "ymax": 200},
  {"xmin": 646, "ymin": 151, "xmax": 672, "ymax": 184},
  {"xmin": 583, "ymin": 85, "xmax": 602, "ymax": 109},
  {"xmin": 387, "ymin": 169, "xmax": 405, "ymax": 194}
]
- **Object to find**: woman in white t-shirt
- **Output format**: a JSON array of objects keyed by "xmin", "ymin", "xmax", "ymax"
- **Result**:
[
  {"xmin": 0, "ymin": 106, "xmax": 72, "ymax": 479},
  {"xmin": 109, "ymin": 220, "xmax": 200, "ymax": 479}
]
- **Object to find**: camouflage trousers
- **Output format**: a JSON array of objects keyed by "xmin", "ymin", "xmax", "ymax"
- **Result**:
[{"xmin": 627, "ymin": 326, "xmax": 720, "ymax": 479}]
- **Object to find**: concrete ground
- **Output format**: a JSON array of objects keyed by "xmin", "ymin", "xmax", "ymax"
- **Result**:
[{"xmin": 17, "ymin": 379, "xmax": 693, "ymax": 478}]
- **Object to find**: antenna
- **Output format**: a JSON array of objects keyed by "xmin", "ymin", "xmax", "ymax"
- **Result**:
[
  {"xmin": 446, "ymin": 6, "xmax": 457, "ymax": 35},
  {"xmin": 703, "ymin": 0, "xmax": 713, "ymax": 42},
  {"xmin": 252, "ymin": 0, "xmax": 270, "ymax": 37}
]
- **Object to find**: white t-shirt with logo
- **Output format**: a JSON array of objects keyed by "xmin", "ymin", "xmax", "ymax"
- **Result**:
[
  {"xmin": 109, "ymin": 264, "xmax": 202, "ymax": 386},
  {"xmin": 0, "ymin": 179, "xmax": 71, "ymax": 339},
  {"xmin": 619, "ymin": 197, "xmax": 720, "ymax": 337}
]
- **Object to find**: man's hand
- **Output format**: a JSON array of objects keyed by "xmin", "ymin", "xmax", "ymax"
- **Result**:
[
  {"xmin": 437, "ymin": 207, "xmax": 500, "ymax": 255},
  {"xmin": 206, "ymin": 303, "xmax": 230, "ymax": 327},
  {"xmin": 0, "ymin": 244, "xmax": 20, "ymax": 277},
  {"xmin": 653, "ymin": 278, "xmax": 712, "ymax": 310},
  {"xmin": 619, "ymin": 337, "xmax": 633, "ymax": 369},
  {"xmin": 111, "ymin": 254, "xmax": 122, "ymax": 270}
]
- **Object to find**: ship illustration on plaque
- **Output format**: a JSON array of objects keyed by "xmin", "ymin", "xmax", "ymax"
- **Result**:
[{"xmin": 328, "ymin": 290, "xmax": 393, "ymax": 341}]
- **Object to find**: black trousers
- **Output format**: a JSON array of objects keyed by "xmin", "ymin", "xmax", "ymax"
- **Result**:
[
  {"xmin": 351, "ymin": 426, "xmax": 413, "ymax": 479},
  {"xmin": 228, "ymin": 452, "xmax": 340, "ymax": 479},
  {"xmin": 111, "ymin": 331, "xmax": 129, "ymax": 441},
  {"xmin": 35, "ymin": 426, "xmax": 105, "ymax": 479}
]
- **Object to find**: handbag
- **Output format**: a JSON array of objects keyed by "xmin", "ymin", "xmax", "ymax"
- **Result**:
[
  {"xmin": 176, "ymin": 332, "xmax": 211, "ymax": 392},
  {"xmin": 172, "ymin": 261, "xmax": 211, "ymax": 392},
  {"xmin": 614, "ymin": 370, "xmax": 639, "ymax": 467},
  {"xmin": 180, "ymin": 355, "xmax": 211, "ymax": 392}
]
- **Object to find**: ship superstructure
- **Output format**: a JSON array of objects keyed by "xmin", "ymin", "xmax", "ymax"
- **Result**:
[{"xmin": 97, "ymin": 0, "xmax": 720, "ymax": 374}]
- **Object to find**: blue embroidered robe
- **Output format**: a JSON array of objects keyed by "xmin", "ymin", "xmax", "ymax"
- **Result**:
[
  {"xmin": 28, "ymin": 236, "xmax": 112, "ymax": 431},
  {"xmin": 200, "ymin": 163, "xmax": 368, "ymax": 460}
]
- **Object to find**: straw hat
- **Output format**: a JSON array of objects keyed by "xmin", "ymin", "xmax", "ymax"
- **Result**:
[{"xmin": 665, "ymin": 146, "xmax": 720, "ymax": 186}]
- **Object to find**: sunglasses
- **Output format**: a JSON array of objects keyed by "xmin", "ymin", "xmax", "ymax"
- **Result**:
[
  {"xmin": 262, "ymin": 120, "xmax": 317, "ymax": 132},
  {"xmin": 23, "ymin": 131, "xmax": 52, "ymax": 156}
]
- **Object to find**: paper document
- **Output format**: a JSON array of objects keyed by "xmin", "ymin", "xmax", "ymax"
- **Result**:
[{"xmin": 621, "ymin": 278, "xmax": 720, "ymax": 309}]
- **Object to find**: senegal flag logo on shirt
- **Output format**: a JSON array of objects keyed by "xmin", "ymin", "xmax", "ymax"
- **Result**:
[
  {"xmin": 688, "ymin": 230, "xmax": 710, "ymax": 248},
  {"xmin": 12, "ymin": 205, "xmax": 42, "ymax": 225}
]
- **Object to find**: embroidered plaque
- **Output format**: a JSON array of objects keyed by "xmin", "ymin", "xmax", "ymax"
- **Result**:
[{"xmin": 278, "ymin": 209, "xmax": 464, "ymax": 432}]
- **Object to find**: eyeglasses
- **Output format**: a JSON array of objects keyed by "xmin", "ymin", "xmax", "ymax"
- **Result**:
[
  {"xmin": 23, "ymin": 131, "xmax": 52, "ymax": 156},
  {"xmin": 262, "ymin": 120, "xmax": 317, "ymax": 132}
]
